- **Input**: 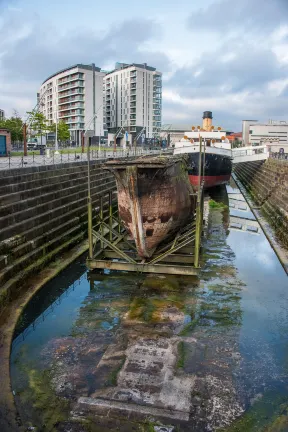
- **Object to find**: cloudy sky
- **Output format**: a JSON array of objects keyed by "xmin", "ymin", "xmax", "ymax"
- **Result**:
[{"xmin": 1, "ymin": 0, "xmax": 288, "ymax": 130}]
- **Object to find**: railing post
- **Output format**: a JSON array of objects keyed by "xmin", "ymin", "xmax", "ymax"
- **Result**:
[
  {"xmin": 194, "ymin": 185, "xmax": 203, "ymax": 268},
  {"xmin": 109, "ymin": 191, "xmax": 113, "ymax": 242},
  {"xmin": 100, "ymin": 195, "xmax": 104, "ymax": 250}
]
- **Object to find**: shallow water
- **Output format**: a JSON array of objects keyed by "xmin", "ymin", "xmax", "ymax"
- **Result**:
[{"xmin": 10, "ymin": 181, "xmax": 288, "ymax": 431}]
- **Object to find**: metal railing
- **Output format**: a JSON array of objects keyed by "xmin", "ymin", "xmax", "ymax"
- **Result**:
[
  {"xmin": 0, "ymin": 148, "xmax": 161, "ymax": 171},
  {"xmin": 270, "ymin": 152, "xmax": 288, "ymax": 161}
]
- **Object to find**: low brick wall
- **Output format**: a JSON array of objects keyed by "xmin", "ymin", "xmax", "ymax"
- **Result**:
[
  {"xmin": 233, "ymin": 158, "xmax": 288, "ymax": 247},
  {"xmin": 0, "ymin": 160, "xmax": 116, "ymax": 314}
]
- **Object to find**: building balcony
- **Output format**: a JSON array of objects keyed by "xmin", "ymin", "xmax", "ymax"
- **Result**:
[
  {"xmin": 58, "ymin": 90, "xmax": 84, "ymax": 99},
  {"xmin": 130, "ymin": 115, "xmax": 136, "ymax": 120},
  {"xmin": 58, "ymin": 96, "xmax": 84, "ymax": 105},
  {"xmin": 58, "ymin": 81, "xmax": 84, "ymax": 92},
  {"xmin": 58, "ymin": 74, "xmax": 84, "ymax": 84}
]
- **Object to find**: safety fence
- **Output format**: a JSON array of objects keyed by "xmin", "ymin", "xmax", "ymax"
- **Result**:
[{"xmin": 0, "ymin": 148, "xmax": 165, "ymax": 171}]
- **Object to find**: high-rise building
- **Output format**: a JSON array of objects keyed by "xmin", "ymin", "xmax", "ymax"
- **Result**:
[
  {"xmin": 0, "ymin": 109, "xmax": 5, "ymax": 121},
  {"xmin": 103, "ymin": 63, "xmax": 162, "ymax": 145},
  {"xmin": 39, "ymin": 64, "xmax": 105, "ymax": 145}
]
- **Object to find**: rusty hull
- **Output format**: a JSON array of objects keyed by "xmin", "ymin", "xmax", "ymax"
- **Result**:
[{"xmin": 104, "ymin": 156, "xmax": 196, "ymax": 258}]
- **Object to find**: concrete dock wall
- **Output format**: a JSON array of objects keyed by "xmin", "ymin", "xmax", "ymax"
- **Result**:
[
  {"xmin": 0, "ymin": 161, "xmax": 115, "ymax": 313},
  {"xmin": 233, "ymin": 158, "xmax": 288, "ymax": 247}
]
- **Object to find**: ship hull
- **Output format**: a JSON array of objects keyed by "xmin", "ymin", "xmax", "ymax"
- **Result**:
[
  {"xmin": 105, "ymin": 156, "xmax": 196, "ymax": 258},
  {"xmin": 188, "ymin": 151, "xmax": 232, "ymax": 189}
]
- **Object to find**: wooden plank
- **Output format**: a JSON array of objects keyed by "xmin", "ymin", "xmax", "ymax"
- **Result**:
[
  {"xmin": 103, "ymin": 250, "xmax": 195, "ymax": 264},
  {"xmin": 87, "ymin": 260, "xmax": 200, "ymax": 275}
]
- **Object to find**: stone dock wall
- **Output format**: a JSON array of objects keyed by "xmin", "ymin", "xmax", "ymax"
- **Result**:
[
  {"xmin": 0, "ymin": 161, "xmax": 115, "ymax": 314},
  {"xmin": 233, "ymin": 158, "xmax": 288, "ymax": 247}
]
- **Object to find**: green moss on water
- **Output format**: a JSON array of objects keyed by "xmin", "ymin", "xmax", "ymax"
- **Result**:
[
  {"xmin": 177, "ymin": 341, "xmax": 186, "ymax": 368},
  {"xmin": 220, "ymin": 391, "xmax": 288, "ymax": 432},
  {"xmin": 19, "ymin": 367, "xmax": 70, "ymax": 431},
  {"xmin": 209, "ymin": 199, "xmax": 229, "ymax": 210},
  {"xmin": 105, "ymin": 356, "xmax": 126, "ymax": 387},
  {"xmin": 142, "ymin": 276, "xmax": 180, "ymax": 292},
  {"xmin": 179, "ymin": 319, "xmax": 199, "ymax": 336}
]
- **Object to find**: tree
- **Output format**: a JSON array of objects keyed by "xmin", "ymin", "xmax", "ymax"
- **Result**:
[
  {"xmin": 26, "ymin": 111, "xmax": 49, "ymax": 144},
  {"xmin": 0, "ymin": 110, "xmax": 24, "ymax": 142},
  {"xmin": 49, "ymin": 120, "xmax": 70, "ymax": 143}
]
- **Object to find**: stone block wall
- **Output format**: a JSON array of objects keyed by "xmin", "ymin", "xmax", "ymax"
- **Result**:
[
  {"xmin": 233, "ymin": 158, "xmax": 288, "ymax": 247},
  {"xmin": 0, "ymin": 160, "xmax": 116, "ymax": 314}
]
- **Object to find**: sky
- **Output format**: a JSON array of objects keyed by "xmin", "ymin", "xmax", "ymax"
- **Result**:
[{"xmin": 1, "ymin": 0, "xmax": 288, "ymax": 131}]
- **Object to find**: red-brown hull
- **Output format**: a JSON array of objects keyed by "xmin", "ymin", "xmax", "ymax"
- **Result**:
[
  {"xmin": 189, "ymin": 174, "xmax": 230, "ymax": 188},
  {"xmin": 105, "ymin": 156, "xmax": 196, "ymax": 258}
]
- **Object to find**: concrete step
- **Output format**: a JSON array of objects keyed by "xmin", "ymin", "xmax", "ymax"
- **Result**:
[
  {"xmin": 0, "ymin": 223, "xmax": 84, "ymax": 286},
  {"xmin": 0, "ymin": 175, "xmax": 114, "ymax": 228},
  {"xmin": 0, "ymin": 171, "xmax": 113, "ymax": 217},
  {"xmin": 0, "ymin": 164, "xmax": 106, "ymax": 197},
  {"xmin": 0, "ymin": 179, "xmax": 116, "ymax": 242},
  {"xmin": 0, "ymin": 231, "xmax": 86, "ymax": 312},
  {"xmin": 0, "ymin": 182, "xmax": 116, "ymax": 253},
  {"xmin": 0, "ymin": 160, "xmax": 103, "ymax": 184},
  {"xmin": 0, "ymin": 169, "xmax": 112, "ymax": 206},
  {"xmin": 10, "ymin": 216, "xmax": 81, "ymax": 260}
]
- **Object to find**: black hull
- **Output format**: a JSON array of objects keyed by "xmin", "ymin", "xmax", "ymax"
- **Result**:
[{"xmin": 188, "ymin": 152, "xmax": 232, "ymax": 188}]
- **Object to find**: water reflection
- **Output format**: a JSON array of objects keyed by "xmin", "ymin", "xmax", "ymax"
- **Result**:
[{"xmin": 10, "ymin": 183, "xmax": 288, "ymax": 431}]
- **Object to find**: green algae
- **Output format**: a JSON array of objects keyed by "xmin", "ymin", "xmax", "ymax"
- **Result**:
[
  {"xmin": 142, "ymin": 275, "xmax": 180, "ymax": 292},
  {"xmin": 105, "ymin": 356, "xmax": 126, "ymax": 387},
  {"xmin": 209, "ymin": 199, "xmax": 229, "ymax": 210},
  {"xmin": 177, "ymin": 341, "xmax": 186, "ymax": 368},
  {"xmin": 17, "ymin": 366, "xmax": 70, "ymax": 431},
  {"xmin": 179, "ymin": 319, "xmax": 199, "ymax": 336},
  {"xmin": 220, "ymin": 392, "xmax": 288, "ymax": 432}
]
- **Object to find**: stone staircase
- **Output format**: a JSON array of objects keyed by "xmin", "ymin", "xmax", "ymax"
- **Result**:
[
  {"xmin": 233, "ymin": 158, "xmax": 288, "ymax": 247},
  {"xmin": 0, "ymin": 161, "xmax": 115, "ymax": 312}
]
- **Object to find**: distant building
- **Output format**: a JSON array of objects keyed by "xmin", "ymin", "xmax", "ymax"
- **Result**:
[
  {"xmin": 242, "ymin": 119, "xmax": 288, "ymax": 146},
  {"xmin": 0, "ymin": 109, "xmax": 5, "ymax": 121},
  {"xmin": 103, "ymin": 62, "xmax": 162, "ymax": 145},
  {"xmin": 39, "ymin": 64, "xmax": 105, "ymax": 145}
]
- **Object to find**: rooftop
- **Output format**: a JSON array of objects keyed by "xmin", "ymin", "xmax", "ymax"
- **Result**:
[
  {"xmin": 105, "ymin": 62, "xmax": 159, "ymax": 76},
  {"xmin": 42, "ymin": 64, "xmax": 101, "ymax": 85}
]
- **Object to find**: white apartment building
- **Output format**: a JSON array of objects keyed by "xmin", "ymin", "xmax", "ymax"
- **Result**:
[
  {"xmin": 103, "ymin": 63, "xmax": 162, "ymax": 144},
  {"xmin": 38, "ymin": 64, "xmax": 105, "ymax": 145},
  {"xmin": 242, "ymin": 119, "xmax": 288, "ymax": 146},
  {"xmin": 0, "ymin": 109, "xmax": 5, "ymax": 121}
]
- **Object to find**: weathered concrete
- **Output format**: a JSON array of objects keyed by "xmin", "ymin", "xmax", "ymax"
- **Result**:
[
  {"xmin": 0, "ymin": 160, "xmax": 116, "ymax": 314},
  {"xmin": 233, "ymin": 158, "xmax": 288, "ymax": 273}
]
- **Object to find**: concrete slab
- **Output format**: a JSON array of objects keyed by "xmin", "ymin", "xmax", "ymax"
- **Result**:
[{"xmin": 230, "ymin": 223, "xmax": 242, "ymax": 230}]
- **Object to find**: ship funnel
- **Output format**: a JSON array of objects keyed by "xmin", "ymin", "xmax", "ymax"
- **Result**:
[{"xmin": 202, "ymin": 111, "xmax": 213, "ymax": 131}]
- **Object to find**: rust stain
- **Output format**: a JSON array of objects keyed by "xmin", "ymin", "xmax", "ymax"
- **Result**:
[{"xmin": 105, "ymin": 156, "xmax": 196, "ymax": 257}]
